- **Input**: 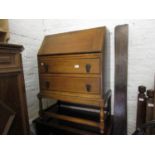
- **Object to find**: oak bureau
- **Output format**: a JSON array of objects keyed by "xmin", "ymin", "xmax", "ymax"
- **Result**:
[{"xmin": 37, "ymin": 27, "xmax": 111, "ymax": 134}]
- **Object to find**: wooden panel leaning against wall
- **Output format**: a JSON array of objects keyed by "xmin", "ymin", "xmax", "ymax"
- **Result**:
[
  {"xmin": 0, "ymin": 43, "xmax": 30, "ymax": 135},
  {"xmin": 113, "ymin": 25, "xmax": 128, "ymax": 135}
]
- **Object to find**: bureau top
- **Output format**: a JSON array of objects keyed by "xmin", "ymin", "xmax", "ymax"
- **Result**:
[{"xmin": 38, "ymin": 27, "xmax": 106, "ymax": 55}]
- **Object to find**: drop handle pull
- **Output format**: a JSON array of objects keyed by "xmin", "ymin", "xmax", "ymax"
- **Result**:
[
  {"xmin": 86, "ymin": 84, "xmax": 91, "ymax": 92},
  {"xmin": 41, "ymin": 62, "xmax": 48, "ymax": 72},
  {"xmin": 45, "ymin": 81, "xmax": 50, "ymax": 89},
  {"xmin": 85, "ymin": 64, "xmax": 91, "ymax": 73},
  {"xmin": 44, "ymin": 64, "xmax": 49, "ymax": 72}
]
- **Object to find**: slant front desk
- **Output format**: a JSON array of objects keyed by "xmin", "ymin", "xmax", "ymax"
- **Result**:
[{"xmin": 37, "ymin": 27, "xmax": 111, "ymax": 134}]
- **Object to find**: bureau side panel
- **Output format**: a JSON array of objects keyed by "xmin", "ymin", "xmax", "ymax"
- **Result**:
[{"xmin": 103, "ymin": 28, "xmax": 111, "ymax": 95}]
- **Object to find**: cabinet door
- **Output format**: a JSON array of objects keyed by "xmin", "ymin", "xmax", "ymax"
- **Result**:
[{"xmin": 0, "ymin": 73, "xmax": 29, "ymax": 134}]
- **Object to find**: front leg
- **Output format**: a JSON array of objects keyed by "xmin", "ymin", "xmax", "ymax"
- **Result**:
[
  {"xmin": 100, "ymin": 101, "xmax": 104, "ymax": 134},
  {"xmin": 37, "ymin": 93, "xmax": 43, "ymax": 116}
]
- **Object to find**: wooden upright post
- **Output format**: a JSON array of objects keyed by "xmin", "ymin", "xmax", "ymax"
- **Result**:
[
  {"xmin": 146, "ymin": 90, "xmax": 154, "ymax": 122},
  {"xmin": 136, "ymin": 86, "xmax": 146, "ymax": 129}
]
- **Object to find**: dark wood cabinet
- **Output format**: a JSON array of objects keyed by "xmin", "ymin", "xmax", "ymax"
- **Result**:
[
  {"xmin": 0, "ymin": 43, "xmax": 30, "ymax": 135},
  {"xmin": 37, "ymin": 27, "xmax": 111, "ymax": 134}
]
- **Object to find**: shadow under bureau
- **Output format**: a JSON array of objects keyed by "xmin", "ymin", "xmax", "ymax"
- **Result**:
[{"xmin": 37, "ymin": 27, "xmax": 111, "ymax": 134}]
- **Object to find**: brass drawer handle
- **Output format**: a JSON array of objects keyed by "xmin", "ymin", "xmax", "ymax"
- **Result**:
[
  {"xmin": 86, "ymin": 84, "xmax": 91, "ymax": 92},
  {"xmin": 45, "ymin": 81, "xmax": 50, "ymax": 89},
  {"xmin": 41, "ymin": 62, "xmax": 48, "ymax": 72},
  {"xmin": 85, "ymin": 64, "xmax": 91, "ymax": 73}
]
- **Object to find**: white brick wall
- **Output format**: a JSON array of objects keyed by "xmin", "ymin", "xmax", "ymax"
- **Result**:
[{"xmin": 8, "ymin": 19, "xmax": 155, "ymax": 134}]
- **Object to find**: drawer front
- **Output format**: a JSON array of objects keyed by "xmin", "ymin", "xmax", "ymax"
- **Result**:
[
  {"xmin": 0, "ymin": 53, "xmax": 20, "ymax": 69},
  {"xmin": 38, "ymin": 54, "xmax": 101, "ymax": 74},
  {"xmin": 40, "ymin": 76, "xmax": 101, "ymax": 94}
]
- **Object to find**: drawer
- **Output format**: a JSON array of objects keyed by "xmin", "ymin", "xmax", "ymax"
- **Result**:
[
  {"xmin": 0, "ymin": 53, "xmax": 20, "ymax": 69},
  {"xmin": 38, "ymin": 53, "xmax": 101, "ymax": 74},
  {"xmin": 40, "ymin": 75, "xmax": 101, "ymax": 94}
]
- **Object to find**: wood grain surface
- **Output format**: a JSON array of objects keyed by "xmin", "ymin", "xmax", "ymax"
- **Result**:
[{"xmin": 113, "ymin": 25, "xmax": 128, "ymax": 135}]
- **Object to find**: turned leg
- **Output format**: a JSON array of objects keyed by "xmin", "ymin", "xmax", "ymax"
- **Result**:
[
  {"xmin": 100, "ymin": 101, "xmax": 104, "ymax": 134},
  {"xmin": 37, "ymin": 93, "xmax": 43, "ymax": 116}
]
